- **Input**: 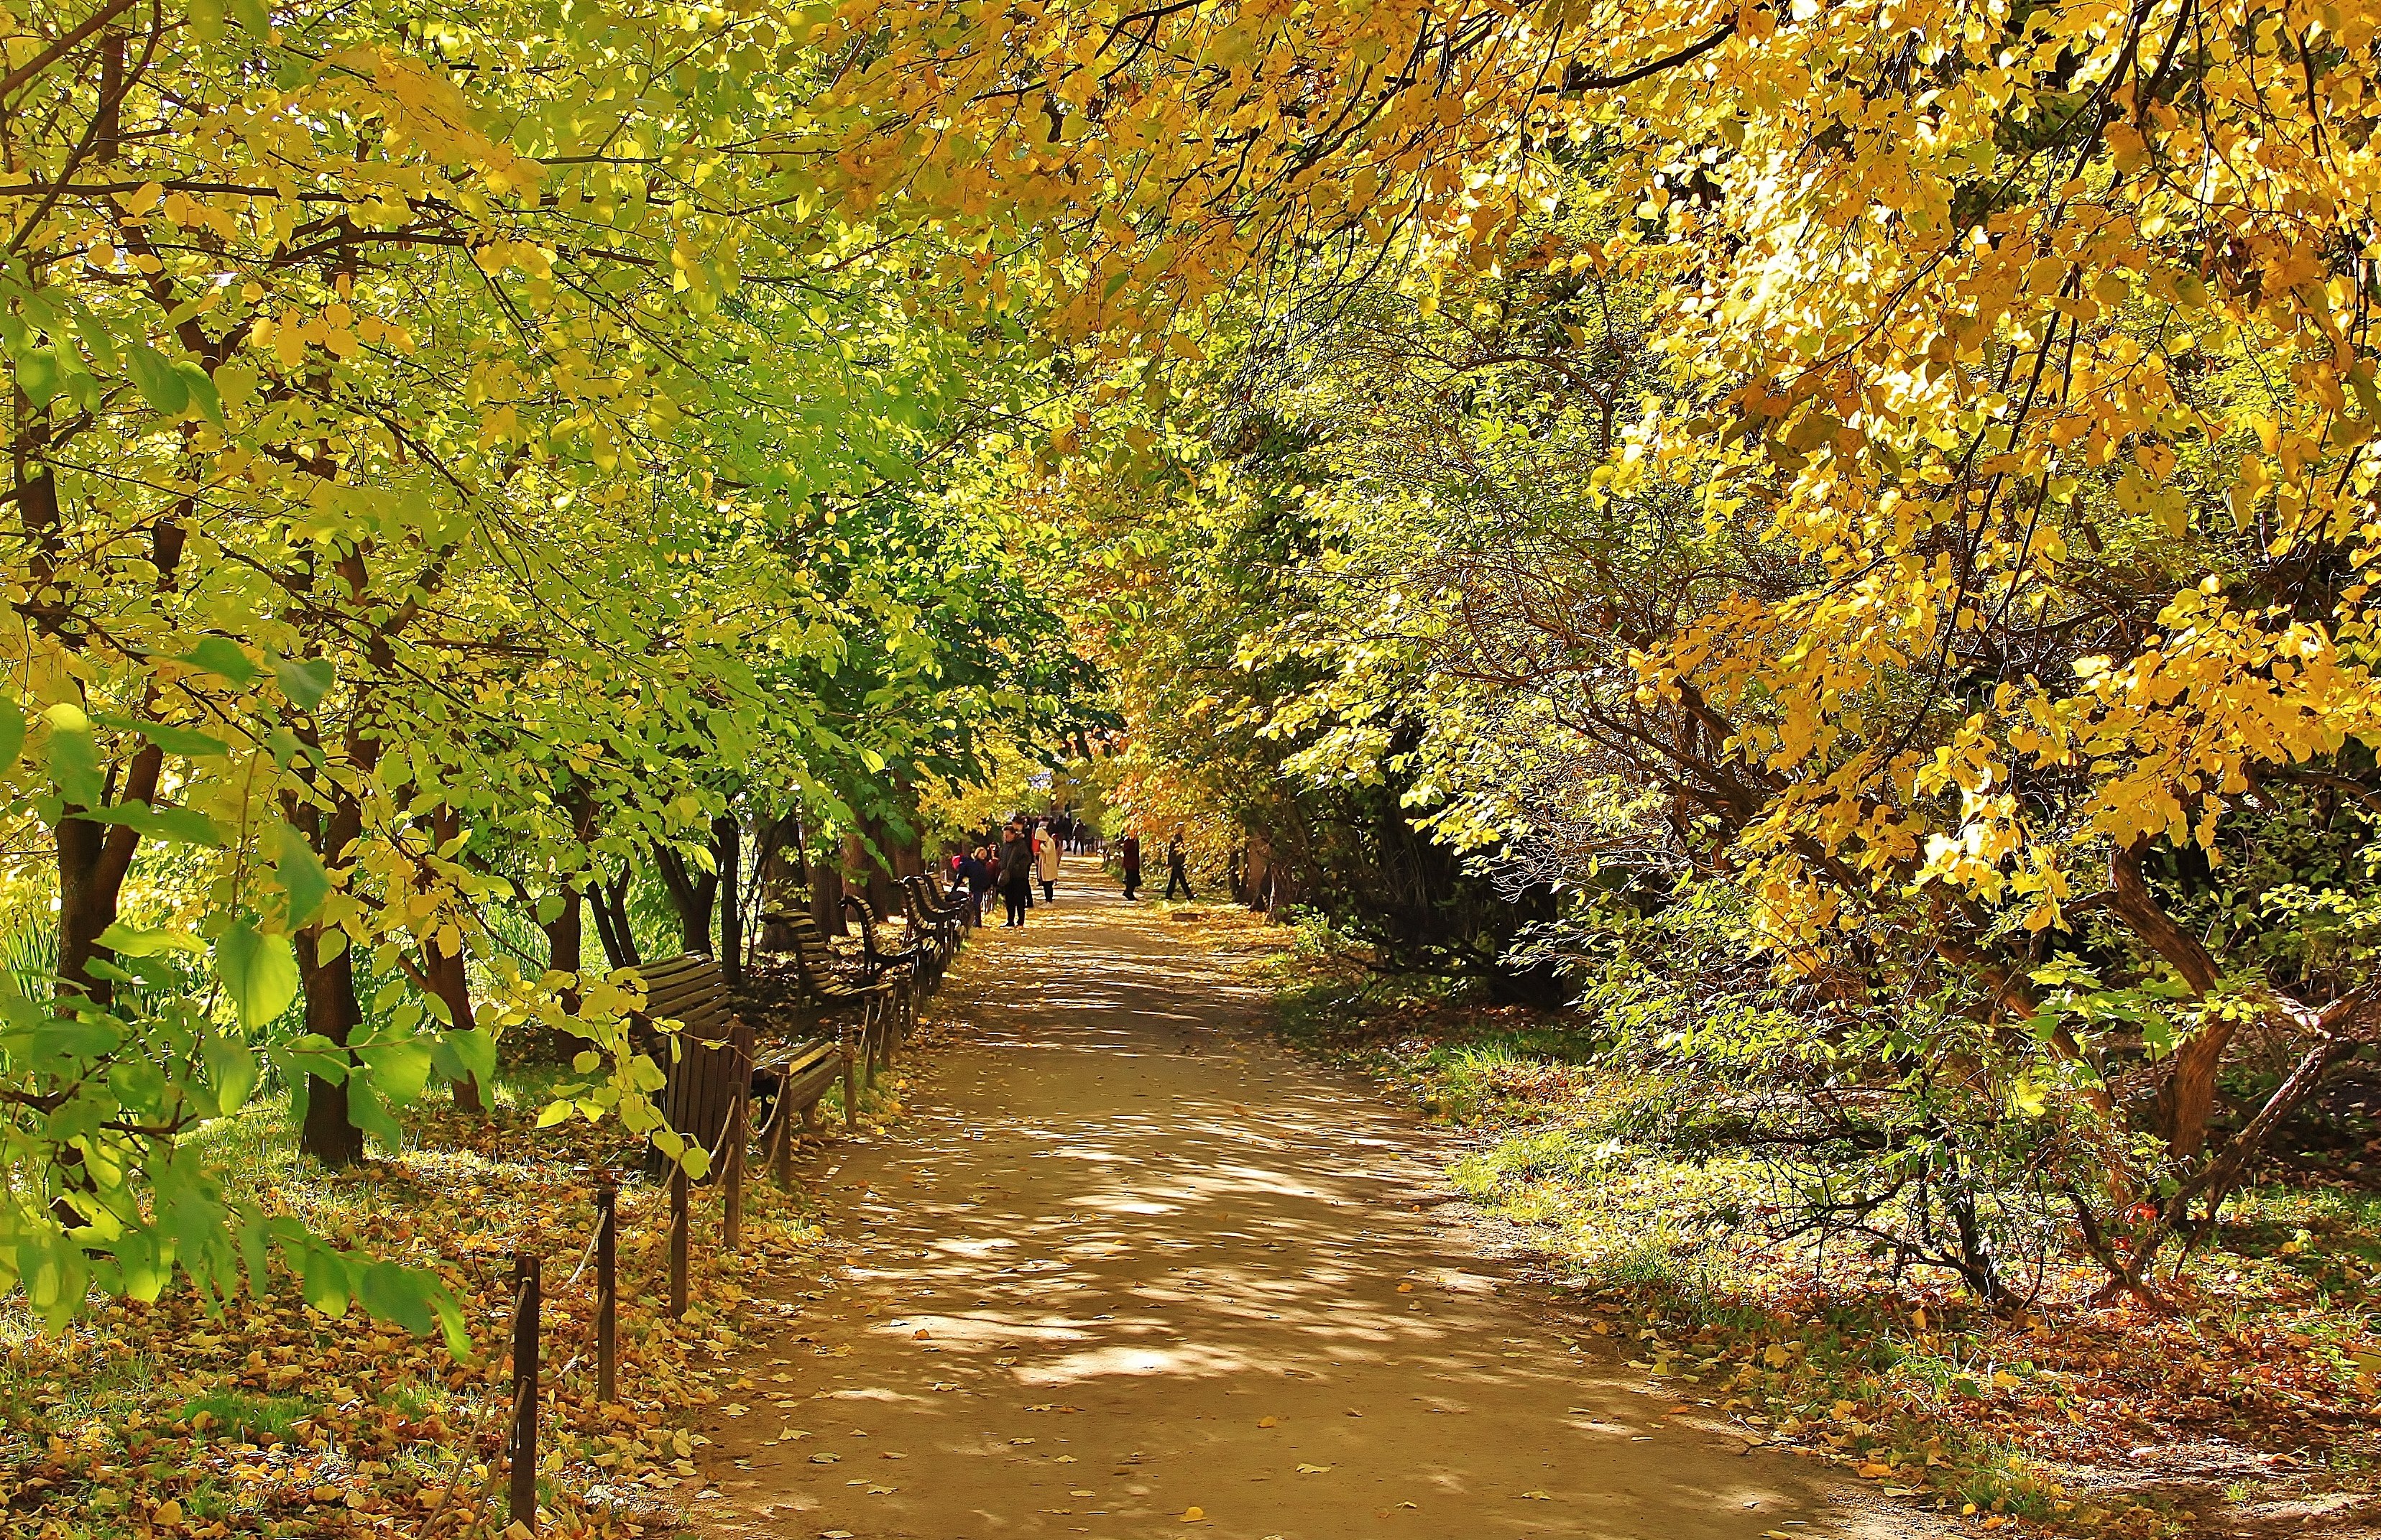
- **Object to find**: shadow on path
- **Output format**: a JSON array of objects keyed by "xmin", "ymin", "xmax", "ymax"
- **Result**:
[{"xmin": 694, "ymin": 881, "xmax": 1910, "ymax": 1540}]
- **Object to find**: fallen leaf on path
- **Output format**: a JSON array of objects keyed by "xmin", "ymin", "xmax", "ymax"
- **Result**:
[
  {"xmin": 1257, "ymin": 1416, "xmax": 1279, "ymax": 1428},
  {"xmin": 1518, "ymin": 1490, "xmax": 1552, "ymax": 1500},
  {"xmin": 1295, "ymin": 1463, "xmax": 1332, "ymax": 1474},
  {"xmin": 1181, "ymin": 1506, "xmax": 1206, "ymax": 1521}
]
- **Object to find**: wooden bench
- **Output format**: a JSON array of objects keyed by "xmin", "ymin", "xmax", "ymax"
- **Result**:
[
  {"xmin": 841, "ymin": 891, "xmax": 924, "ymax": 986},
  {"xmin": 900, "ymin": 875, "xmax": 963, "ymax": 977},
  {"xmin": 632, "ymin": 954, "xmax": 854, "ymax": 1189},
  {"xmin": 768, "ymin": 909, "xmax": 903, "ymax": 1085},
  {"xmin": 840, "ymin": 893, "xmax": 926, "ymax": 1036}
]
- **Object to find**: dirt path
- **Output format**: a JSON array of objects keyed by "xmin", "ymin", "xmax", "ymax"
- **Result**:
[{"xmin": 692, "ymin": 882, "xmax": 1901, "ymax": 1540}]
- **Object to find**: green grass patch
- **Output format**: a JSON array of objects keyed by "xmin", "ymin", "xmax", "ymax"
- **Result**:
[{"xmin": 175, "ymin": 1391, "xmax": 316, "ymax": 1443}]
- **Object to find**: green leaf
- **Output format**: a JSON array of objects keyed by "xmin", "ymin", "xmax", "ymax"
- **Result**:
[
  {"xmin": 298, "ymin": 1240, "xmax": 351, "ymax": 1318},
  {"xmin": 273, "ymin": 657, "xmax": 335, "ymax": 711},
  {"xmin": 356, "ymin": 1037, "xmax": 434, "ymax": 1105},
  {"xmin": 437, "ymin": 1026, "xmax": 497, "ymax": 1090},
  {"xmin": 102, "ymin": 715, "xmax": 231, "ymax": 757},
  {"xmin": 182, "ymin": 636, "xmax": 259, "ymax": 685},
  {"xmin": 0, "ymin": 706, "xmax": 22, "ymax": 775},
  {"xmin": 176, "ymin": 361, "xmax": 225, "ymax": 426},
  {"xmin": 96, "ymin": 921, "xmax": 206, "ymax": 957},
  {"xmin": 214, "ymin": 921, "xmax": 300, "ymax": 1031},
  {"xmin": 124, "ymin": 343, "xmax": 191, "ymax": 416},
  {"xmin": 229, "ymin": 0, "xmax": 270, "ymax": 37},
  {"xmin": 71, "ymin": 308, "xmax": 119, "ymax": 370},
  {"xmin": 535, "ymin": 1098, "xmax": 575, "ymax": 1128},
  {"xmin": 28, "ymin": 1017, "xmax": 123, "ymax": 1060},
  {"xmin": 44, "ymin": 704, "xmax": 102, "ymax": 807},
  {"xmin": 275, "ymin": 823, "xmax": 332, "ymax": 927},
  {"xmin": 356, "ymin": 1261, "xmax": 438, "ymax": 1336},
  {"xmin": 204, "ymin": 1031, "xmax": 259, "ymax": 1115},
  {"xmin": 72, "ymin": 801, "xmax": 226, "ymax": 847},
  {"xmin": 348, "ymin": 1076, "xmax": 404, "ymax": 1152}
]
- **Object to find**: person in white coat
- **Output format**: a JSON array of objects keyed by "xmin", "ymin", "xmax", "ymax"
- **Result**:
[{"xmin": 1033, "ymin": 820, "xmax": 1061, "ymax": 903}]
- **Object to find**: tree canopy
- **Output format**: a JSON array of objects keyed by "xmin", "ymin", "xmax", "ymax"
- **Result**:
[{"xmin": 6, "ymin": 0, "xmax": 2379, "ymax": 1327}]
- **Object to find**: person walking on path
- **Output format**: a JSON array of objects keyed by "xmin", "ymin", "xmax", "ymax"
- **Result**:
[
  {"xmin": 997, "ymin": 823, "xmax": 1035, "ymax": 927},
  {"xmin": 960, "ymin": 846, "xmax": 993, "ymax": 927},
  {"xmin": 1120, "ymin": 832, "xmax": 1142, "ymax": 900},
  {"xmin": 1164, "ymin": 827, "xmax": 1196, "ymax": 901},
  {"xmin": 1034, "ymin": 819, "xmax": 1061, "ymax": 903}
]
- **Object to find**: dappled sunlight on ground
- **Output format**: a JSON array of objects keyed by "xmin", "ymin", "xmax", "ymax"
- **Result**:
[{"xmin": 691, "ymin": 882, "xmax": 1912, "ymax": 1540}]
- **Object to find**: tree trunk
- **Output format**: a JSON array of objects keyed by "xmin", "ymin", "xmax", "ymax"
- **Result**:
[
  {"xmin": 589, "ymin": 859, "xmax": 639, "ymax": 969},
  {"xmin": 713, "ymin": 812, "xmax": 743, "ymax": 988},
  {"xmin": 2109, "ymin": 838, "xmax": 2231, "ymax": 1157},
  {"xmin": 296, "ymin": 923, "xmax": 367, "ymax": 1167},
  {"xmin": 855, "ymin": 820, "xmax": 899, "ymax": 921},
  {"xmin": 296, "ymin": 794, "xmax": 370, "ymax": 1166},
  {"xmin": 651, "ymin": 842, "xmax": 716, "ymax": 955},
  {"xmin": 56, "ymin": 739, "xmax": 164, "ymax": 1008},
  {"xmin": 427, "ymin": 806, "xmax": 487, "ymax": 1111}
]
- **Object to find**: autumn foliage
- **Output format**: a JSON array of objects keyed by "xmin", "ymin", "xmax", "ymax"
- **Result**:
[{"xmin": 3, "ymin": 0, "xmax": 2379, "ymax": 1405}]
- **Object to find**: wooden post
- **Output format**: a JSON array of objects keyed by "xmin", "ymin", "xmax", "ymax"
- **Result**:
[
  {"xmin": 509, "ymin": 1253, "xmax": 542, "ymax": 1533},
  {"xmin": 841, "ymin": 1045, "xmax": 859, "ymax": 1130},
  {"xmin": 724, "ymin": 1023, "xmax": 752, "ymax": 1250},
  {"xmin": 595, "ymin": 1183, "xmax": 617, "ymax": 1406},
  {"xmin": 668, "ymin": 1165, "xmax": 689, "ymax": 1320},
  {"xmin": 771, "ymin": 1085, "xmax": 794, "ymax": 1190}
]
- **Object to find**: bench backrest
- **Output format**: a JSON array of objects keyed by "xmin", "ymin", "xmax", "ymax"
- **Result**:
[
  {"xmin": 632, "ymin": 953, "xmax": 751, "ymax": 1181},
  {"xmin": 778, "ymin": 910, "xmax": 862, "ymax": 1000},
  {"xmin": 900, "ymin": 875, "xmax": 949, "ymax": 927}
]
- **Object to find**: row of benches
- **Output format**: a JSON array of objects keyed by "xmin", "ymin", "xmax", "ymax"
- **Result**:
[{"xmin": 641, "ymin": 874, "xmax": 972, "ymax": 1185}]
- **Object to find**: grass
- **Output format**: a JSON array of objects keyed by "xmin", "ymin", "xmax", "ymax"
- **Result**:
[{"xmin": 1189, "ymin": 903, "xmax": 2381, "ymax": 1539}]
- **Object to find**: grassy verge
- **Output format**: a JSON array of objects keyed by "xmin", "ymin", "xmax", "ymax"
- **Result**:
[
  {"xmin": 1191, "ymin": 905, "xmax": 2381, "ymax": 1539},
  {"xmin": 0, "ymin": 1059, "xmax": 908, "ymax": 1540}
]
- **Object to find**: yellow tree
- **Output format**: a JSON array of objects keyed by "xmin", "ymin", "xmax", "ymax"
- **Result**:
[{"xmin": 813, "ymin": 0, "xmax": 2381, "ymax": 1286}]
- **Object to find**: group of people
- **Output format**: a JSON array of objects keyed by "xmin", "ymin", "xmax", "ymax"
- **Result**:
[
  {"xmin": 1045, "ymin": 808, "xmax": 1100, "ymax": 856},
  {"xmin": 942, "ymin": 811, "xmax": 1199, "ymax": 928},
  {"xmin": 949, "ymin": 814, "xmax": 1065, "ymax": 928}
]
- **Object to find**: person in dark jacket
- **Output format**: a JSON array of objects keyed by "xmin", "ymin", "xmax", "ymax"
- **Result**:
[
  {"xmin": 959, "ymin": 847, "xmax": 993, "ymax": 926},
  {"xmin": 997, "ymin": 823, "xmax": 1035, "ymax": 926},
  {"xmin": 1164, "ymin": 827, "xmax": 1195, "ymax": 900},
  {"xmin": 1120, "ymin": 833, "xmax": 1142, "ymax": 900}
]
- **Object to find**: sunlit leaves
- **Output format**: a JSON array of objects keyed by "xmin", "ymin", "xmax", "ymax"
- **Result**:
[{"xmin": 213, "ymin": 921, "xmax": 300, "ymax": 1032}]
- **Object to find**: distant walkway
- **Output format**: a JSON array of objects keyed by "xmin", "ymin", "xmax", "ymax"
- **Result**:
[{"xmin": 694, "ymin": 880, "xmax": 1893, "ymax": 1539}]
